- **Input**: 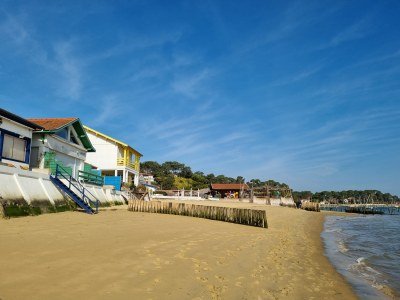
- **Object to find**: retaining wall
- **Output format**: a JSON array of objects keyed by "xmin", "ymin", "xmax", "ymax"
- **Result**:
[{"xmin": 0, "ymin": 165, "xmax": 126, "ymax": 218}]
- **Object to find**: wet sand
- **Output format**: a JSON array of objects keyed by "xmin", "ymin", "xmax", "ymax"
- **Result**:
[{"xmin": 0, "ymin": 202, "xmax": 356, "ymax": 299}]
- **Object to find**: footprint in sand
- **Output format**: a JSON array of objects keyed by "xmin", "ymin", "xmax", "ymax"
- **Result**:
[{"xmin": 196, "ymin": 276, "xmax": 208, "ymax": 283}]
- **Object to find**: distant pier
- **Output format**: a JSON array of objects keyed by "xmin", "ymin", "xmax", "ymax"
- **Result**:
[{"xmin": 320, "ymin": 204, "xmax": 400, "ymax": 215}]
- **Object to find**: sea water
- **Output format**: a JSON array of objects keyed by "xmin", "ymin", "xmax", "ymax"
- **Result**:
[{"xmin": 322, "ymin": 215, "xmax": 400, "ymax": 299}]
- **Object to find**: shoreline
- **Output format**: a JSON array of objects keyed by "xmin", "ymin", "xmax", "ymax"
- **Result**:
[
  {"xmin": 322, "ymin": 213, "xmax": 399, "ymax": 299},
  {"xmin": 0, "ymin": 203, "xmax": 357, "ymax": 299}
]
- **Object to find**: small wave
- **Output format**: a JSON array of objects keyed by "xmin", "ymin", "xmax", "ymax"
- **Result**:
[
  {"xmin": 356, "ymin": 257, "xmax": 365, "ymax": 264},
  {"xmin": 338, "ymin": 241, "xmax": 349, "ymax": 253},
  {"xmin": 323, "ymin": 215, "xmax": 400, "ymax": 299}
]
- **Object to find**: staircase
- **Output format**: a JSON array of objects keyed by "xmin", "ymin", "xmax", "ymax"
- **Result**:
[{"xmin": 50, "ymin": 164, "xmax": 99, "ymax": 214}]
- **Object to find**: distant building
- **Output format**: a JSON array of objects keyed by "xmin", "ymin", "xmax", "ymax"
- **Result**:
[
  {"xmin": 27, "ymin": 117, "xmax": 95, "ymax": 179},
  {"xmin": 139, "ymin": 173, "xmax": 155, "ymax": 185},
  {"xmin": 210, "ymin": 183, "xmax": 249, "ymax": 198},
  {"xmin": 84, "ymin": 126, "xmax": 142, "ymax": 186},
  {"xmin": 0, "ymin": 108, "xmax": 43, "ymax": 169}
]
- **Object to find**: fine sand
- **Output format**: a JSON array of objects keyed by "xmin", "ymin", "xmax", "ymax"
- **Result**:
[{"xmin": 0, "ymin": 202, "xmax": 357, "ymax": 299}]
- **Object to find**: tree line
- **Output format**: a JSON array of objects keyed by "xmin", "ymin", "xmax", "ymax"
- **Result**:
[
  {"xmin": 293, "ymin": 190, "xmax": 400, "ymax": 203},
  {"xmin": 140, "ymin": 161, "xmax": 399, "ymax": 203},
  {"xmin": 140, "ymin": 161, "xmax": 287, "ymax": 190}
]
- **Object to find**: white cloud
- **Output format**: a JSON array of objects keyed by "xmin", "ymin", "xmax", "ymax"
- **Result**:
[
  {"xmin": 54, "ymin": 41, "xmax": 83, "ymax": 100},
  {"xmin": 171, "ymin": 69, "xmax": 211, "ymax": 98}
]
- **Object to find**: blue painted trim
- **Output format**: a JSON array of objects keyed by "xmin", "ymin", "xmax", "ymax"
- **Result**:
[
  {"xmin": 0, "ymin": 128, "xmax": 31, "ymax": 164},
  {"xmin": 0, "ymin": 131, "xmax": 3, "ymax": 163}
]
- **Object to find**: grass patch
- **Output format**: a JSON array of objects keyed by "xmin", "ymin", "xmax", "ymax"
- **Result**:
[
  {"xmin": 30, "ymin": 206, "xmax": 42, "ymax": 216},
  {"xmin": 55, "ymin": 204, "xmax": 72, "ymax": 212},
  {"xmin": 3, "ymin": 204, "xmax": 31, "ymax": 218}
]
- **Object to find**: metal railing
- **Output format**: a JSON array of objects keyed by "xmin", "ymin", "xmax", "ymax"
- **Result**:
[
  {"xmin": 78, "ymin": 170, "xmax": 104, "ymax": 186},
  {"xmin": 55, "ymin": 164, "xmax": 100, "ymax": 213},
  {"xmin": 116, "ymin": 158, "xmax": 139, "ymax": 170}
]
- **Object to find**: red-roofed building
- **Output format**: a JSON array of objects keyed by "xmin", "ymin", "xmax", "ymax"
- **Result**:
[
  {"xmin": 210, "ymin": 183, "xmax": 249, "ymax": 199},
  {"xmin": 27, "ymin": 117, "xmax": 95, "ymax": 179}
]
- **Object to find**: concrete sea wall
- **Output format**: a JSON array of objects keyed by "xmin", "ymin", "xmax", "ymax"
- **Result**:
[{"xmin": 0, "ymin": 165, "xmax": 126, "ymax": 218}]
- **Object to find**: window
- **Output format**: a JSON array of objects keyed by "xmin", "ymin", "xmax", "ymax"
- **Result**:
[
  {"xmin": 56, "ymin": 128, "xmax": 68, "ymax": 139},
  {"xmin": 2, "ymin": 134, "xmax": 27, "ymax": 162},
  {"xmin": 70, "ymin": 132, "xmax": 79, "ymax": 145}
]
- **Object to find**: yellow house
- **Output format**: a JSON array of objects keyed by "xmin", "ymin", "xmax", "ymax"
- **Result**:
[{"xmin": 83, "ymin": 126, "xmax": 142, "ymax": 186}]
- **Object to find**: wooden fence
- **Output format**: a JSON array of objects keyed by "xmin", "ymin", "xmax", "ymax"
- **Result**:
[{"xmin": 128, "ymin": 200, "xmax": 268, "ymax": 228}]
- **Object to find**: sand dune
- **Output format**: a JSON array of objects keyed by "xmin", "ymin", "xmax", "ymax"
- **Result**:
[{"xmin": 0, "ymin": 203, "xmax": 356, "ymax": 299}]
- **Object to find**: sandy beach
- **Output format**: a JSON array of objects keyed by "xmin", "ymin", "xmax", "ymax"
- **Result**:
[{"xmin": 0, "ymin": 202, "xmax": 357, "ymax": 299}]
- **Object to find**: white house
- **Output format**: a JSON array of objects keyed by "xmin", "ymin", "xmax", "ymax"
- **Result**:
[
  {"xmin": 27, "ymin": 117, "xmax": 96, "ymax": 179},
  {"xmin": 84, "ymin": 126, "xmax": 142, "ymax": 186},
  {"xmin": 0, "ymin": 108, "xmax": 43, "ymax": 169},
  {"xmin": 139, "ymin": 173, "xmax": 155, "ymax": 185}
]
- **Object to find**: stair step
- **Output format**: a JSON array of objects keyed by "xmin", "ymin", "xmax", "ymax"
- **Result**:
[{"xmin": 50, "ymin": 174, "xmax": 97, "ymax": 214}]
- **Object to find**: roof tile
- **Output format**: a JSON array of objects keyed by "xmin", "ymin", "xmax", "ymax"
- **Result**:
[
  {"xmin": 211, "ymin": 183, "xmax": 249, "ymax": 190},
  {"xmin": 27, "ymin": 118, "xmax": 77, "ymax": 131}
]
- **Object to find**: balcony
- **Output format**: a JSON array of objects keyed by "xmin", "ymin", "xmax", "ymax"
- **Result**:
[{"xmin": 116, "ymin": 158, "xmax": 139, "ymax": 171}]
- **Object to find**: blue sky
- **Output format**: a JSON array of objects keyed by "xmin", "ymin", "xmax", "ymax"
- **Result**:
[{"xmin": 1, "ymin": 0, "xmax": 399, "ymax": 195}]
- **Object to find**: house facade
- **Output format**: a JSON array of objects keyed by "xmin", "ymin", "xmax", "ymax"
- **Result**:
[
  {"xmin": 84, "ymin": 126, "xmax": 142, "ymax": 186},
  {"xmin": 0, "ymin": 108, "xmax": 43, "ymax": 169},
  {"xmin": 27, "ymin": 118, "xmax": 95, "ymax": 179}
]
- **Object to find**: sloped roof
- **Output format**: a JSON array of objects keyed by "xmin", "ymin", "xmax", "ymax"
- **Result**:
[
  {"xmin": 27, "ymin": 117, "xmax": 95, "ymax": 152},
  {"xmin": 0, "ymin": 108, "xmax": 43, "ymax": 130},
  {"xmin": 84, "ymin": 125, "xmax": 143, "ymax": 156},
  {"xmin": 211, "ymin": 183, "xmax": 249, "ymax": 190},
  {"xmin": 27, "ymin": 117, "xmax": 76, "ymax": 131}
]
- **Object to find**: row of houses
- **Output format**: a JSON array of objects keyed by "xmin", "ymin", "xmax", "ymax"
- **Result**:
[{"xmin": 0, "ymin": 108, "xmax": 142, "ymax": 190}]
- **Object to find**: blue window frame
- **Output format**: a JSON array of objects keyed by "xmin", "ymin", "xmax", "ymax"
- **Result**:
[{"xmin": 0, "ymin": 128, "xmax": 31, "ymax": 164}]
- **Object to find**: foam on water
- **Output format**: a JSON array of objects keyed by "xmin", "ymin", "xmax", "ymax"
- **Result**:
[{"xmin": 322, "ymin": 215, "xmax": 400, "ymax": 299}]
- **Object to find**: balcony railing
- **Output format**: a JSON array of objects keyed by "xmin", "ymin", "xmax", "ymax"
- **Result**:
[{"xmin": 117, "ymin": 158, "xmax": 139, "ymax": 171}]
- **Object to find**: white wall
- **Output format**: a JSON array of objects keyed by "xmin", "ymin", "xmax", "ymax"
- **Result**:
[
  {"xmin": 85, "ymin": 132, "xmax": 118, "ymax": 169},
  {"xmin": 0, "ymin": 117, "xmax": 33, "ymax": 169},
  {"xmin": 0, "ymin": 165, "xmax": 65, "ymax": 204},
  {"xmin": 0, "ymin": 165, "xmax": 125, "ymax": 209}
]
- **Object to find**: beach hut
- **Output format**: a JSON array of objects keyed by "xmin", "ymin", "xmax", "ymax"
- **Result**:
[
  {"xmin": 27, "ymin": 117, "xmax": 95, "ymax": 179},
  {"xmin": 83, "ymin": 126, "xmax": 142, "ymax": 187},
  {"xmin": 210, "ymin": 183, "xmax": 249, "ymax": 198},
  {"xmin": 0, "ymin": 108, "xmax": 43, "ymax": 169}
]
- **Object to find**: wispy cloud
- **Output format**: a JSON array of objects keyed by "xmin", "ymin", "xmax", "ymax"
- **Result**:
[
  {"xmin": 330, "ymin": 17, "xmax": 373, "ymax": 46},
  {"xmin": 89, "ymin": 95, "xmax": 122, "ymax": 127},
  {"xmin": 268, "ymin": 65, "xmax": 322, "ymax": 87},
  {"xmin": 0, "ymin": 13, "xmax": 28, "ymax": 44},
  {"xmin": 171, "ymin": 69, "xmax": 212, "ymax": 98},
  {"xmin": 88, "ymin": 31, "xmax": 184, "ymax": 63},
  {"xmin": 0, "ymin": 12, "xmax": 86, "ymax": 101},
  {"xmin": 54, "ymin": 41, "xmax": 83, "ymax": 100}
]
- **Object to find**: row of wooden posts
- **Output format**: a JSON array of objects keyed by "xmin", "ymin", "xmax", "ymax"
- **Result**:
[
  {"xmin": 301, "ymin": 202, "xmax": 320, "ymax": 212},
  {"xmin": 128, "ymin": 200, "xmax": 268, "ymax": 228}
]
